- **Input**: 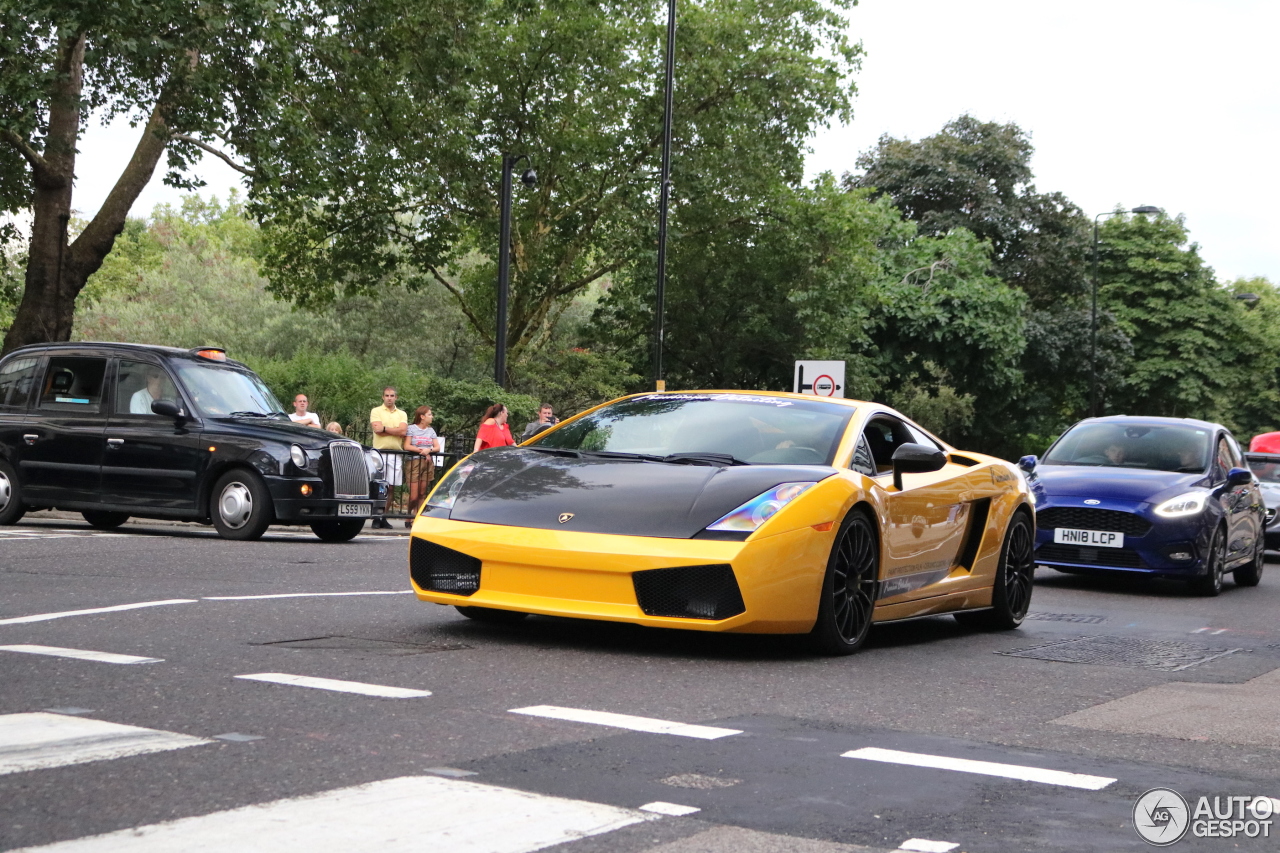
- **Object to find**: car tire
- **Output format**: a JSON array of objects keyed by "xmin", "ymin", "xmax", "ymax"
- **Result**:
[
  {"xmin": 1190, "ymin": 526, "xmax": 1226, "ymax": 597},
  {"xmin": 955, "ymin": 510, "xmax": 1035, "ymax": 630},
  {"xmin": 210, "ymin": 469, "xmax": 274, "ymax": 541},
  {"xmin": 310, "ymin": 519, "xmax": 365, "ymax": 542},
  {"xmin": 455, "ymin": 606, "xmax": 529, "ymax": 624},
  {"xmin": 81, "ymin": 511, "xmax": 129, "ymax": 530},
  {"xmin": 1233, "ymin": 537, "xmax": 1265, "ymax": 587},
  {"xmin": 809, "ymin": 508, "xmax": 878, "ymax": 656},
  {"xmin": 0, "ymin": 460, "xmax": 25, "ymax": 526}
]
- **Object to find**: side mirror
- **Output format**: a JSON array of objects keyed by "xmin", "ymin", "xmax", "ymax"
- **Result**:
[
  {"xmin": 1226, "ymin": 467, "xmax": 1253, "ymax": 487},
  {"xmin": 891, "ymin": 442, "xmax": 947, "ymax": 490},
  {"xmin": 1018, "ymin": 455, "xmax": 1038, "ymax": 473},
  {"xmin": 151, "ymin": 398, "xmax": 187, "ymax": 422}
]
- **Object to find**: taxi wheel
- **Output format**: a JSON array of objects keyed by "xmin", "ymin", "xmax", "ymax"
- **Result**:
[
  {"xmin": 809, "ymin": 509, "xmax": 878, "ymax": 656},
  {"xmin": 1233, "ymin": 538, "xmax": 1265, "ymax": 587},
  {"xmin": 455, "ymin": 606, "xmax": 529, "ymax": 625},
  {"xmin": 310, "ymin": 519, "xmax": 365, "ymax": 542},
  {"xmin": 1190, "ymin": 527, "xmax": 1226, "ymax": 597},
  {"xmin": 81, "ymin": 511, "xmax": 129, "ymax": 530},
  {"xmin": 0, "ymin": 460, "xmax": 25, "ymax": 526},
  {"xmin": 211, "ymin": 470, "xmax": 274, "ymax": 541},
  {"xmin": 958, "ymin": 510, "xmax": 1035, "ymax": 631}
]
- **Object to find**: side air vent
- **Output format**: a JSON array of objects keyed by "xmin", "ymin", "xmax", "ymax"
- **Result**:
[
  {"xmin": 632, "ymin": 564, "xmax": 746, "ymax": 620},
  {"xmin": 956, "ymin": 498, "xmax": 992, "ymax": 571},
  {"xmin": 410, "ymin": 538, "xmax": 480, "ymax": 596}
]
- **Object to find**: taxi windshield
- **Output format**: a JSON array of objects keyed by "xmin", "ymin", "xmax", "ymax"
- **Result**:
[
  {"xmin": 530, "ymin": 394, "xmax": 855, "ymax": 465},
  {"xmin": 173, "ymin": 361, "xmax": 286, "ymax": 419},
  {"xmin": 1044, "ymin": 423, "xmax": 1211, "ymax": 473}
]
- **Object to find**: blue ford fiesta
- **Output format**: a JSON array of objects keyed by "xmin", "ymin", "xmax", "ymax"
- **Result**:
[{"xmin": 1020, "ymin": 416, "xmax": 1266, "ymax": 595}]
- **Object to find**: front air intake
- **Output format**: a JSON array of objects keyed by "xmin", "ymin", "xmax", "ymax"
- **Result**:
[
  {"xmin": 632, "ymin": 564, "xmax": 746, "ymax": 620},
  {"xmin": 410, "ymin": 538, "xmax": 481, "ymax": 595}
]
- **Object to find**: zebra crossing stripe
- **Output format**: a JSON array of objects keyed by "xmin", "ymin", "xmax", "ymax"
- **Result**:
[
  {"xmin": 0, "ymin": 713, "xmax": 208, "ymax": 776},
  {"xmin": 0, "ymin": 645, "xmax": 161, "ymax": 665},
  {"xmin": 9, "ymin": 775, "xmax": 656, "ymax": 852}
]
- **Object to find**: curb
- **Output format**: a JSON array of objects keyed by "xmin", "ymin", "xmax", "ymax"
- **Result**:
[{"xmin": 22, "ymin": 510, "xmax": 412, "ymax": 538}]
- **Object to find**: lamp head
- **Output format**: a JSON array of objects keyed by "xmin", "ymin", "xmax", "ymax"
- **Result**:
[
  {"xmin": 1130, "ymin": 205, "xmax": 1162, "ymax": 215},
  {"xmin": 520, "ymin": 168, "xmax": 537, "ymax": 187}
]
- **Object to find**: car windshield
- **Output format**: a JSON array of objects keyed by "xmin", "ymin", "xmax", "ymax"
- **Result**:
[
  {"xmin": 172, "ymin": 361, "xmax": 286, "ymax": 418},
  {"xmin": 1043, "ymin": 422, "xmax": 1211, "ymax": 473},
  {"xmin": 530, "ymin": 393, "xmax": 856, "ymax": 465},
  {"xmin": 1246, "ymin": 455, "xmax": 1280, "ymax": 483}
]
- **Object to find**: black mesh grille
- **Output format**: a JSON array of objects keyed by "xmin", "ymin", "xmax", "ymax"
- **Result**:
[
  {"xmin": 1037, "ymin": 507, "xmax": 1151, "ymax": 536},
  {"xmin": 1037, "ymin": 544, "xmax": 1146, "ymax": 568},
  {"xmin": 410, "ymin": 538, "xmax": 481, "ymax": 595},
  {"xmin": 632, "ymin": 564, "xmax": 745, "ymax": 620}
]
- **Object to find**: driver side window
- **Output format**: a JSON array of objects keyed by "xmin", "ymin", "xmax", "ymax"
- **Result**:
[
  {"xmin": 115, "ymin": 360, "xmax": 178, "ymax": 416},
  {"xmin": 860, "ymin": 416, "xmax": 916, "ymax": 475}
]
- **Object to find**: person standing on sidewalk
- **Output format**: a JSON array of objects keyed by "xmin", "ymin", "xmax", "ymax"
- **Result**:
[
  {"xmin": 370, "ymin": 387, "xmax": 407, "ymax": 529},
  {"xmin": 403, "ymin": 405, "xmax": 444, "ymax": 527},
  {"xmin": 473, "ymin": 403, "xmax": 515, "ymax": 452},
  {"xmin": 289, "ymin": 394, "xmax": 322, "ymax": 428},
  {"xmin": 521, "ymin": 403, "xmax": 558, "ymax": 440}
]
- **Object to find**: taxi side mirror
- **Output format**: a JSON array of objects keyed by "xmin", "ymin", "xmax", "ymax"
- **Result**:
[
  {"xmin": 151, "ymin": 398, "xmax": 187, "ymax": 422},
  {"xmin": 892, "ymin": 442, "xmax": 947, "ymax": 491}
]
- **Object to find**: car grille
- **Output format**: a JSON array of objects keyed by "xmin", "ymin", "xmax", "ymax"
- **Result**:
[
  {"xmin": 632, "ymin": 564, "xmax": 746, "ymax": 620},
  {"xmin": 1037, "ymin": 544, "xmax": 1146, "ymax": 569},
  {"xmin": 410, "ymin": 538, "xmax": 480, "ymax": 595},
  {"xmin": 329, "ymin": 441, "xmax": 368, "ymax": 499},
  {"xmin": 1036, "ymin": 507, "xmax": 1151, "ymax": 537}
]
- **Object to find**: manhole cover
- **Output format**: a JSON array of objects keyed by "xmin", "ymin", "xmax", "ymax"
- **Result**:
[
  {"xmin": 255, "ymin": 636, "xmax": 470, "ymax": 655},
  {"xmin": 1025, "ymin": 611, "xmax": 1106, "ymax": 624},
  {"xmin": 660, "ymin": 774, "xmax": 740, "ymax": 789},
  {"xmin": 997, "ymin": 636, "xmax": 1242, "ymax": 671}
]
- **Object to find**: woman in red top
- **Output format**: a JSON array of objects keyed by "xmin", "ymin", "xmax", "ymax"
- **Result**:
[{"xmin": 473, "ymin": 403, "xmax": 516, "ymax": 452}]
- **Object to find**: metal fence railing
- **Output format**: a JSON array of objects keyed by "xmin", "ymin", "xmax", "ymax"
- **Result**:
[{"xmin": 370, "ymin": 433, "xmax": 475, "ymax": 519}]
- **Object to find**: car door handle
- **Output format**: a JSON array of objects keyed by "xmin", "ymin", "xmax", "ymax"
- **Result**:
[
  {"xmin": 22, "ymin": 433, "xmax": 38, "ymax": 446},
  {"xmin": 106, "ymin": 438, "xmax": 124, "ymax": 448}
]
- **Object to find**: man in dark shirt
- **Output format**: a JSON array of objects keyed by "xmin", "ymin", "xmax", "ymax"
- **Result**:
[{"xmin": 521, "ymin": 403, "xmax": 558, "ymax": 440}]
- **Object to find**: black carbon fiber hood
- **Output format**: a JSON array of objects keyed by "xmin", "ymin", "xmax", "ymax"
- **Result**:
[{"xmin": 449, "ymin": 447, "xmax": 836, "ymax": 538}]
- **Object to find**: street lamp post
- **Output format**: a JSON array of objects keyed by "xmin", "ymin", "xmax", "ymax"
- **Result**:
[
  {"xmin": 1090, "ymin": 205, "xmax": 1161, "ymax": 417},
  {"xmin": 495, "ymin": 154, "xmax": 536, "ymax": 389},
  {"xmin": 653, "ymin": 0, "xmax": 676, "ymax": 392}
]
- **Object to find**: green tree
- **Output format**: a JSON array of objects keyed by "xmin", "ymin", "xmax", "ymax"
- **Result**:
[
  {"xmin": 0, "ymin": 0, "xmax": 303, "ymax": 353},
  {"xmin": 250, "ymin": 0, "xmax": 862, "ymax": 377}
]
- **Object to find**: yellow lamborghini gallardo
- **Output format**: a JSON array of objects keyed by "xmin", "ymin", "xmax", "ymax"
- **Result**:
[{"xmin": 409, "ymin": 391, "xmax": 1034, "ymax": 654}]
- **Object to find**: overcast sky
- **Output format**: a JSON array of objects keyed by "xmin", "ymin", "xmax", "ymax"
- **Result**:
[{"xmin": 74, "ymin": 0, "xmax": 1279, "ymax": 283}]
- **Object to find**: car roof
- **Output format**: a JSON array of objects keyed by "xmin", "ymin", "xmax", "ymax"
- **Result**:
[
  {"xmin": 1073, "ymin": 414, "xmax": 1226, "ymax": 432},
  {"xmin": 6, "ymin": 341, "xmax": 250, "ymax": 370}
]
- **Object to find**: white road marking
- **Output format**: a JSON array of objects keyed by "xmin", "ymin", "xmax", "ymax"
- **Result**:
[
  {"xmin": 0, "ymin": 645, "xmax": 161, "ymax": 665},
  {"xmin": 9, "ymin": 775, "xmax": 655, "ymax": 852},
  {"xmin": 899, "ymin": 839, "xmax": 959, "ymax": 852},
  {"xmin": 0, "ymin": 599, "xmax": 197, "ymax": 627},
  {"xmin": 842, "ymin": 747, "xmax": 1116, "ymax": 790},
  {"xmin": 204, "ymin": 591, "xmax": 412, "ymax": 600},
  {"xmin": 235, "ymin": 672, "xmax": 431, "ymax": 698},
  {"xmin": 0, "ymin": 713, "xmax": 208, "ymax": 776},
  {"xmin": 509, "ymin": 705, "xmax": 741, "ymax": 740},
  {"xmin": 639, "ymin": 802, "xmax": 701, "ymax": 816}
]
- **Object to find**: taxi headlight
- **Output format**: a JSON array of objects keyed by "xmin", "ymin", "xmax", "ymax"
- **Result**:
[
  {"xmin": 1155, "ymin": 490, "xmax": 1209, "ymax": 517},
  {"xmin": 365, "ymin": 449, "xmax": 384, "ymax": 476},
  {"xmin": 706, "ymin": 482, "xmax": 814, "ymax": 533},
  {"xmin": 290, "ymin": 444, "xmax": 308, "ymax": 469},
  {"xmin": 427, "ymin": 461, "xmax": 477, "ymax": 511}
]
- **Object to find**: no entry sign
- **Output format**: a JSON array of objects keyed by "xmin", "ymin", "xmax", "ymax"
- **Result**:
[{"xmin": 793, "ymin": 361, "xmax": 845, "ymax": 398}]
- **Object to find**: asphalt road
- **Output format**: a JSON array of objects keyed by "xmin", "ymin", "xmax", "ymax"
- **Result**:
[{"xmin": 2, "ymin": 517, "xmax": 1280, "ymax": 853}]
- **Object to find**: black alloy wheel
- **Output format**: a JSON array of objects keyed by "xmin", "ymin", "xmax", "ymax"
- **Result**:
[
  {"xmin": 809, "ymin": 509, "xmax": 879, "ymax": 655},
  {"xmin": 956, "ymin": 510, "xmax": 1035, "ymax": 630},
  {"xmin": 310, "ymin": 519, "xmax": 365, "ymax": 542},
  {"xmin": 0, "ymin": 460, "xmax": 25, "ymax": 526},
  {"xmin": 1233, "ymin": 535, "xmax": 1265, "ymax": 588},
  {"xmin": 455, "ymin": 606, "xmax": 529, "ymax": 624},
  {"xmin": 81, "ymin": 511, "xmax": 130, "ymax": 530},
  {"xmin": 1191, "ymin": 527, "xmax": 1226, "ymax": 597},
  {"xmin": 210, "ymin": 469, "xmax": 274, "ymax": 541}
]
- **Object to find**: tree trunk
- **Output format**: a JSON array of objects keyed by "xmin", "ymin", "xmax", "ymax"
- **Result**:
[{"xmin": 1, "ymin": 38, "xmax": 179, "ymax": 356}]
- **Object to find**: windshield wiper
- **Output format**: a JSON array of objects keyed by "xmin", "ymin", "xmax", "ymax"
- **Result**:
[
  {"xmin": 229, "ymin": 411, "xmax": 278, "ymax": 418},
  {"xmin": 525, "ymin": 446, "xmax": 582, "ymax": 458},
  {"xmin": 580, "ymin": 450, "xmax": 665, "ymax": 462},
  {"xmin": 661, "ymin": 452, "xmax": 750, "ymax": 466}
]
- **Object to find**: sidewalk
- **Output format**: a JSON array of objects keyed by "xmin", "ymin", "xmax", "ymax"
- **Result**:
[{"xmin": 24, "ymin": 510, "xmax": 412, "ymax": 537}]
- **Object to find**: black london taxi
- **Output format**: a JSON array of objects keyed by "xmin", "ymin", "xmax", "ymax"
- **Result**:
[{"xmin": 0, "ymin": 343, "xmax": 388, "ymax": 541}]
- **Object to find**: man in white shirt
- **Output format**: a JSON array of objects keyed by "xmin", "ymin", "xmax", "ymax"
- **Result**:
[
  {"xmin": 289, "ymin": 394, "xmax": 322, "ymax": 427},
  {"xmin": 129, "ymin": 371, "xmax": 167, "ymax": 414}
]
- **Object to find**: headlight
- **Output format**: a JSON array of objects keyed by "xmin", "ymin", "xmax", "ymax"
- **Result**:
[
  {"xmin": 290, "ymin": 444, "xmax": 308, "ymax": 469},
  {"xmin": 426, "ymin": 461, "xmax": 477, "ymax": 511},
  {"xmin": 1155, "ymin": 490, "xmax": 1209, "ymax": 517},
  {"xmin": 706, "ymin": 482, "xmax": 814, "ymax": 533},
  {"xmin": 365, "ymin": 450, "xmax": 384, "ymax": 476}
]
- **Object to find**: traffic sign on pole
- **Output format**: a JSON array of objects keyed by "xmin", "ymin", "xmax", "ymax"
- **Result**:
[{"xmin": 793, "ymin": 361, "xmax": 845, "ymax": 398}]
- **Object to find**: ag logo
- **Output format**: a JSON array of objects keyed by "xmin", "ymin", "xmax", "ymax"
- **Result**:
[
  {"xmin": 558, "ymin": 512, "xmax": 574, "ymax": 524},
  {"xmin": 1133, "ymin": 787, "xmax": 1190, "ymax": 846},
  {"xmin": 1084, "ymin": 499, "xmax": 1101, "ymax": 505}
]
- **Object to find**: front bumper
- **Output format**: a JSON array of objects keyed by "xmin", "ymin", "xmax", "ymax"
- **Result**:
[
  {"xmin": 408, "ymin": 516, "xmax": 834, "ymax": 634},
  {"xmin": 265, "ymin": 476, "xmax": 387, "ymax": 523},
  {"xmin": 1034, "ymin": 501, "xmax": 1209, "ymax": 579}
]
